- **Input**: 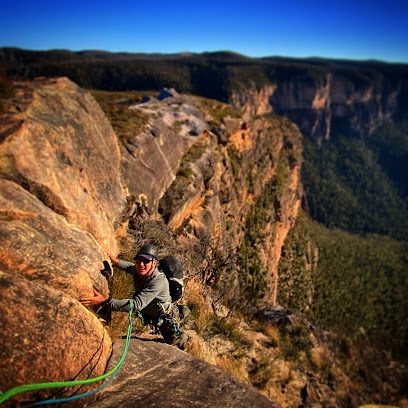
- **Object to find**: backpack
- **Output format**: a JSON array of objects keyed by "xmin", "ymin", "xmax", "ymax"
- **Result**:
[{"xmin": 159, "ymin": 256, "xmax": 184, "ymax": 303}]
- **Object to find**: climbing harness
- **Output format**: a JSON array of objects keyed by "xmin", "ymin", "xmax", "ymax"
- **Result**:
[
  {"xmin": 0, "ymin": 303, "xmax": 133, "ymax": 406},
  {"xmin": 138, "ymin": 311, "xmax": 162, "ymax": 335}
]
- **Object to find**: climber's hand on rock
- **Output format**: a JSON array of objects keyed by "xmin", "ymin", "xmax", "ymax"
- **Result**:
[
  {"xmin": 106, "ymin": 251, "xmax": 119, "ymax": 266},
  {"xmin": 80, "ymin": 288, "xmax": 106, "ymax": 307}
]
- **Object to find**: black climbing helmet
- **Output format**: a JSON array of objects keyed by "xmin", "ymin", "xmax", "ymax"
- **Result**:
[{"xmin": 136, "ymin": 244, "xmax": 159, "ymax": 260}]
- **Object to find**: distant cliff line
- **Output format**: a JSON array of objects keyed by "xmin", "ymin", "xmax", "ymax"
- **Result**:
[{"xmin": 1, "ymin": 47, "xmax": 408, "ymax": 143}]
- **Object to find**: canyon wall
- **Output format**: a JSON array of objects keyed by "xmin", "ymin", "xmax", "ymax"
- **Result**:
[
  {"xmin": 0, "ymin": 78, "xmax": 301, "ymax": 406},
  {"xmin": 230, "ymin": 70, "xmax": 401, "ymax": 143}
]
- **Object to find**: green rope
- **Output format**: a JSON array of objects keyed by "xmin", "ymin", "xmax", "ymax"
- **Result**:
[{"xmin": 0, "ymin": 305, "xmax": 133, "ymax": 405}]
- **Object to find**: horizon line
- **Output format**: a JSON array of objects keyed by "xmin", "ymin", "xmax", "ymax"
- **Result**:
[{"xmin": 1, "ymin": 45, "xmax": 407, "ymax": 65}]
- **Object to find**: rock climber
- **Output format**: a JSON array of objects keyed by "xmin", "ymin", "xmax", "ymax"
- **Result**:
[{"xmin": 80, "ymin": 243, "xmax": 188, "ymax": 349}]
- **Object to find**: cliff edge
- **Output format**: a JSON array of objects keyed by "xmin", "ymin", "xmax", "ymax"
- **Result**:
[{"xmin": 0, "ymin": 78, "xmax": 301, "ymax": 406}]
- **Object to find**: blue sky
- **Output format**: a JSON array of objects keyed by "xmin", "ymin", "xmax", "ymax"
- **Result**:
[{"xmin": 1, "ymin": 0, "xmax": 408, "ymax": 63}]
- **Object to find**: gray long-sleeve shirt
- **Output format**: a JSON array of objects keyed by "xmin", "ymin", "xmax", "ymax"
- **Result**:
[{"xmin": 104, "ymin": 260, "xmax": 172, "ymax": 316}]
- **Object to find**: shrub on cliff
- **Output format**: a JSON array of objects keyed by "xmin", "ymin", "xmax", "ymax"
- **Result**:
[
  {"xmin": 277, "ymin": 210, "xmax": 315, "ymax": 313},
  {"xmin": 239, "ymin": 151, "xmax": 291, "ymax": 305},
  {"xmin": 90, "ymin": 90, "xmax": 152, "ymax": 142}
]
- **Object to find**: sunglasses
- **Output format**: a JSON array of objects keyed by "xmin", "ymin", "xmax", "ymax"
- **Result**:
[{"xmin": 135, "ymin": 257, "xmax": 153, "ymax": 264}]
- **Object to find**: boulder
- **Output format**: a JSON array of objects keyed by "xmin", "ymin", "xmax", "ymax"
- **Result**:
[
  {"xmin": 256, "ymin": 306, "xmax": 314, "ymax": 329},
  {"xmin": 0, "ymin": 77, "xmax": 126, "ymax": 252},
  {"xmin": 157, "ymin": 87, "xmax": 180, "ymax": 100},
  {"xmin": 0, "ymin": 179, "xmax": 109, "ymax": 299},
  {"xmin": 0, "ymin": 270, "xmax": 111, "ymax": 406},
  {"xmin": 90, "ymin": 339, "xmax": 280, "ymax": 408}
]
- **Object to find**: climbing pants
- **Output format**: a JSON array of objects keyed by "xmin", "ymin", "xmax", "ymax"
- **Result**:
[{"xmin": 154, "ymin": 304, "xmax": 188, "ymax": 349}]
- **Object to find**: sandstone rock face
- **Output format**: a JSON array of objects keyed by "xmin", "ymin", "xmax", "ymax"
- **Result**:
[
  {"xmin": 231, "ymin": 72, "xmax": 399, "ymax": 143},
  {"xmin": 0, "ymin": 270, "xmax": 111, "ymax": 406},
  {"xmin": 265, "ymin": 162, "xmax": 302, "ymax": 305},
  {"xmin": 0, "ymin": 179, "xmax": 109, "ymax": 299},
  {"xmin": 0, "ymin": 78, "xmax": 126, "ymax": 405},
  {"xmin": 231, "ymin": 85, "xmax": 276, "ymax": 115},
  {"xmin": 120, "ymin": 92, "xmax": 208, "ymax": 214},
  {"xmin": 0, "ymin": 77, "xmax": 126, "ymax": 251},
  {"xmin": 158, "ymin": 112, "xmax": 302, "ymax": 300},
  {"xmin": 90, "ymin": 339, "xmax": 280, "ymax": 408}
]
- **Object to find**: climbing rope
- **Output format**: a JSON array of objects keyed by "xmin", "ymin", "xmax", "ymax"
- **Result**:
[{"xmin": 0, "ymin": 303, "xmax": 133, "ymax": 406}]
